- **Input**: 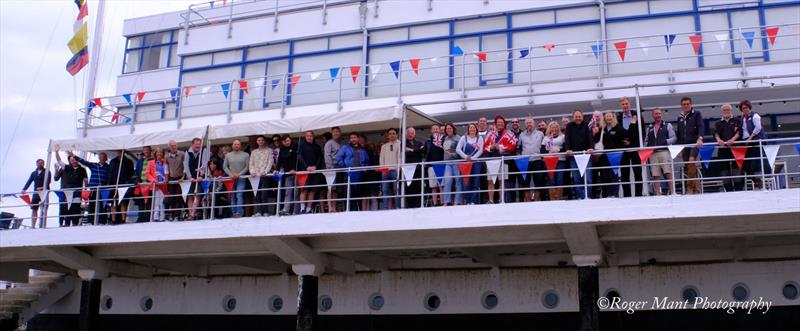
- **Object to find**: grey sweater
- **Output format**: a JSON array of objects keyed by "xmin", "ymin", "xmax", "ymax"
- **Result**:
[{"xmin": 223, "ymin": 150, "xmax": 250, "ymax": 176}]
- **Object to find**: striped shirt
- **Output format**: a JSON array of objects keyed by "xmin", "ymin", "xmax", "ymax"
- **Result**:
[{"xmin": 76, "ymin": 156, "xmax": 110, "ymax": 187}]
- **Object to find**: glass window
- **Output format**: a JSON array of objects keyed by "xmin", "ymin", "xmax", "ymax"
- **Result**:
[
  {"xmin": 169, "ymin": 45, "xmax": 178, "ymax": 67},
  {"xmin": 247, "ymin": 43, "xmax": 289, "ymax": 59},
  {"xmin": 212, "ymin": 49, "xmax": 243, "ymax": 64},
  {"xmin": 454, "ymin": 16, "xmax": 506, "ymax": 34},
  {"xmin": 127, "ymin": 36, "xmax": 143, "ymax": 48},
  {"xmin": 294, "ymin": 38, "xmax": 328, "ymax": 54},
  {"xmin": 183, "ymin": 54, "xmax": 213, "ymax": 68},
  {"xmin": 370, "ymin": 28, "xmax": 408, "ymax": 44},
  {"xmin": 140, "ymin": 46, "xmax": 168, "ymax": 71},
  {"xmin": 144, "ymin": 31, "xmax": 171, "ymax": 46},
  {"xmin": 409, "ymin": 23, "xmax": 449, "ymax": 39},
  {"xmin": 329, "ymin": 34, "xmax": 362, "ymax": 49},
  {"xmin": 124, "ymin": 50, "xmax": 141, "ymax": 73}
]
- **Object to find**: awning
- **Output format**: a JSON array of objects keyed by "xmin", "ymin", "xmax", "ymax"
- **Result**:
[{"xmin": 51, "ymin": 126, "xmax": 208, "ymax": 152}]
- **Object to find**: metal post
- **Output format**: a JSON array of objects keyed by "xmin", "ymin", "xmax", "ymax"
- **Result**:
[
  {"xmin": 633, "ymin": 86, "xmax": 648, "ymax": 196},
  {"xmin": 759, "ymin": 140, "xmax": 766, "ymax": 190},
  {"xmin": 669, "ymin": 153, "xmax": 677, "ymax": 195},
  {"xmin": 275, "ymin": 174, "xmax": 282, "ymax": 216},
  {"xmin": 461, "ymin": 54, "xmax": 467, "ymax": 110},
  {"xmin": 227, "ymin": 80, "xmax": 234, "ymax": 123},
  {"xmin": 149, "ymin": 182, "xmax": 156, "ymax": 222},
  {"xmin": 345, "ymin": 168, "xmax": 351, "ymax": 212},
  {"xmin": 583, "ymin": 155, "xmax": 589, "ymax": 200},
  {"xmin": 227, "ymin": 0, "xmax": 234, "ymax": 38},
  {"xmin": 397, "ymin": 60, "xmax": 403, "ymax": 105},
  {"xmin": 322, "ymin": 0, "xmax": 328, "ymax": 25},
  {"xmin": 273, "ymin": 0, "xmax": 279, "ymax": 32},
  {"xmin": 738, "ymin": 27, "xmax": 747, "ymax": 77},
  {"xmin": 39, "ymin": 140, "xmax": 54, "ymax": 228},
  {"xmin": 667, "ymin": 38, "xmax": 675, "ymax": 93},
  {"xmin": 281, "ymin": 73, "xmax": 288, "ymax": 118},
  {"xmin": 337, "ymin": 67, "xmax": 343, "ymax": 111},
  {"xmin": 499, "ymin": 156, "xmax": 505, "ymax": 204},
  {"xmin": 420, "ymin": 161, "xmax": 426, "ymax": 208},
  {"xmin": 183, "ymin": 8, "xmax": 191, "ymax": 45},
  {"xmin": 400, "ymin": 106, "xmax": 407, "ymax": 209},
  {"xmin": 527, "ymin": 46, "xmax": 534, "ymax": 104}
]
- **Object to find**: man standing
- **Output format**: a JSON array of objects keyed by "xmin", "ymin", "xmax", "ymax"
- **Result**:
[
  {"xmin": 183, "ymin": 138, "xmax": 209, "ymax": 220},
  {"xmin": 517, "ymin": 118, "xmax": 545, "ymax": 202},
  {"xmin": 337, "ymin": 132, "xmax": 369, "ymax": 211},
  {"xmin": 645, "ymin": 108, "xmax": 676, "ymax": 195},
  {"xmin": 617, "ymin": 97, "xmax": 643, "ymax": 197},
  {"xmin": 107, "ymin": 150, "xmax": 135, "ymax": 224},
  {"xmin": 249, "ymin": 136, "xmax": 273, "ymax": 217},
  {"xmin": 22, "ymin": 159, "xmax": 50, "ymax": 228},
  {"xmin": 483, "ymin": 115, "xmax": 518, "ymax": 203},
  {"xmin": 714, "ymin": 104, "xmax": 741, "ymax": 192},
  {"xmin": 405, "ymin": 127, "xmax": 425, "ymax": 208},
  {"xmin": 675, "ymin": 96, "xmax": 704, "ymax": 194},
  {"xmin": 165, "ymin": 140, "xmax": 186, "ymax": 220},
  {"xmin": 324, "ymin": 127, "xmax": 342, "ymax": 212},
  {"xmin": 738, "ymin": 99, "xmax": 770, "ymax": 188},
  {"xmin": 564, "ymin": 109, "xmax": 594, "ymax": 199},
  {"xmin": 70, "ymin": 151, "xmax": 110, "ymax": 224},
  {"xmin": 223, "ymin": 139, "xmax": 250, "ymax": 218},
  {"xmin": 510, "ymin": 118, "xmax": 522, "ymax": 138},
  {"xmin": 379, "ymin": 128, "xmax": 402, "ymax": 209},
  {"xmin": 54, "ymin": 146, "xmax": 87, "ymax": 226}
]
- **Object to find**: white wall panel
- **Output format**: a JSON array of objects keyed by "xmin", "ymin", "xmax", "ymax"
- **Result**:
[
  {"xmin": 180, "ymin": 67, "xmax": 241, "ymax": 117},
  {"xmin": 606, "ymin": 16, "xmax": 698, "ymax": 75},
  {"xmin": 291, "ymin": 51, "xmax": 362, "ymax": 105},
  {"xmin": 763, "ymin": 6, "xmax": 800, "ymax": 62},
  {"xmin": 512, "ymin": 25, "xmax": 601, "ymax": 83},
  {"xmin": 369, "ymin": 41, "xmax": 450, "ymax": 98}
]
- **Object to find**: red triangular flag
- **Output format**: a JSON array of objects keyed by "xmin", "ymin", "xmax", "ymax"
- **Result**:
[
  {"xmin": 614, "ymin": 41, "xmax": 628, "ymax": 61},
  {"xmin": 237, "ymin": 80, "xmax": 249, "ymax": 93},
  {"xmin": 765, "ymin": 27, "xmax": 779, "ymax": 45},
  {"xmin": 543, "ymin": 44, "xmax": 555, "ymax": 53},
  {"xmin": 92, "ymin": 98, "xmax": 102, "ymax": 107},
  {"xmin": 20, "ymin": 194, "xmax": 32, "ymax": 206},
  {"xmin": 475, "ymin": 53, "xmax": 487, "ymax": 62},
  {"xmin": 375, "ymin": 167, "xmax": 391, "ymax": 174},
  {"xmin": 77, "ymin": 3, "xmax": 88, "ymax": 20},
  {"xmin": 223, "ymin": 179, "xmax": 234, "ymax": 192},
  {"xmin": 458, "ymin": 162, "xmax": 473, "ymax": 185},
  {"xmin": 81, "ymin": 190, "xmax": 91, "ymax": 201},
  {"xmin": 543, "ymin": 156, "xmax": 559, "ymax": 180},
  {"xmin": 291, "ymin": 75, "xmax": 301, "ymax": 89},
  {"xmin": 350, "ymin": 66, "xmax": 360, "ymax": 83},
  {"xmin": 731, "ymin": 146, "xmax": 748, "ymax": 170},
  {"xmin": 137, "ymin": 184, "xmax": 151, "ymax": 204},
  {"xmin": 184, "ymin": 86, "xmax": 193, "ymax": 97},
  {"xmin": 296, "ymin": 172, "xmax": 309, "ymax": 188},
  {"xmin": 637, "ymin": 148, "xmax": 654, "ymax": 164},
  {"xmin": 210, "ymin": 20, "xmax": 219, "ymax": 25},
  {"xmin": 223, "ymin": 0, "xmax": 228, "ymax": 6},
  {"xmin": 136, "ymin": 91, "xmax": 146, "ymax": 102},
  {"xmin": 409, "ymin": 58, "xmax": 420, "ymax": 75},
  {"xmin": 689, "ymin": 35, "xmax": 703, "ymax": 55},
  {"xmin": 111, "ymin": 112, "xmax": 120, "ymax": 123}
]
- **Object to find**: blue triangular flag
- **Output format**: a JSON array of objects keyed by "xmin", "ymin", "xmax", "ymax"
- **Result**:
[
  {"xmin": 741, "ymin": 31, "xmax": 755, "ymax": 48},
  {"xmin": 87, "ymin": 100, "xmax": 95, "ymax": 109},
  {"xmin": 55, "ymin": 191, "xmax": 66, "ymax": 203},
  {"xmin": 664, "ymin": 34, "xmax": 676, "ymax": 51},
  {"xmin": 329, "ymin": 67, "xmax": 340, "ymax": 83},
  {"xmin": 390, "ymin": 61, "xmax": 400, "ymax": 79},
  {"xmin": 169, "ymin": 88, "xmax": 179, "ymax": 103},
  {"xmin": 794, "ymin": 143, "xmax": 800, "ymax": 156},
  {"xmin": 452, "ymin": 45, "xmax": 464, "ymax": 56},
  {"xmin": 591, "ymin": 44, "xmax": 603, "ymax": 59},
  {"xmin": 271, "ymin": 79, "xmax": 281, "ymax": 90},
  {"xmin": 201, "ymin": 179, "xmax": 211, "ymax": 193},
  {"xmin": 274, "ymin": 172, "xmax": 284, "ymax": 183},
  {"xmin": 606, "ymin": 151, "xmax": 623, "ymax": 176},
  {"xmin": 124, "ymin": 117, "xmax": 132, "ymax": 124},
  {"xmin": 698, "ymin": 145, "xmax": 716, "ymax": 169},
  {"xmin": 100, "ymin": 190, "xmax": 111, "ymax": 205},
  {"xmin": 432, "ymin": 164, "xmax": 446, "ymax": 185},
  {"xmin": 348, "ymin": 171, "xmax": 361, "ymax": 183},
  {"xmin": 122, "ymin": 94, "xmax": 133, "ymax": 106},
  {"xmin": 519, "ymin": 49, "xmax": 529, "ymax": 58},
  {"xmin": 514, "ymin": 156, "xmax": 530, "ymax": 181},
  {"xmin": 220, "ymin": 83, "xmax": 231, "ymax": 98}
]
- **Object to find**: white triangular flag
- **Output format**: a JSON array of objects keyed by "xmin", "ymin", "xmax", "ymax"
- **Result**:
[
  {"xmin": 370, "ymin": 64, "xmax": 382, "ymax": 80},
  {"xmin": 401, "ymin": 165, "xmax": 417, "ymax": 187},
  {"xmin": 763, "ymin": 145, "xmax": 780, "ymax": 170},
  {"xmin": 574, "ymin": 154, "xmax": 591, "ymax": 177},
  {"xmin": 715, "ymin": 34, "xmax": 729, "ymax": 50},
  {"xmin": 323, "ymin": 171, "xmax": 337, "ymax": 190},
  {"xmin": 37, "ymin": 191, "xmax": 46, "ymax": 204},
  {"xmin": 117, "ymin": 187, "xmax": 129, "ymax": 202},
  {"xmin": 248, "ymin": 176, "xmax": 261, "ymax": 196},
  {"xmin": 668, "ymin": 145, "xmax": 685, "ymax": 160},
  {"xmin": 201, "ymin": 85, "xmax": 211, "ymax": 98},
  {"xmin": 310, "ymin": 71, "xmax": 322, "ymax": 80},
  {"xmin": 566, "ymin": 48, "xmax": 578, "ymax": 56},
  {"xmin": 485, "ymin": 159, "xmax": 502, "ymax": 184},
  {"xmin": 429, "ymin": 57, "xmax": 438, "ymax": 63},
  {"xmin": 64, "ymin": 190, "xmax": 74, "ymax": 209},
  {"xmin": 179, "ymin": 181, "xmax": 192, "ymax": 203},
  {"xmin": 638, "ymin": 41, "xmax": 649, "ymax": 56}
]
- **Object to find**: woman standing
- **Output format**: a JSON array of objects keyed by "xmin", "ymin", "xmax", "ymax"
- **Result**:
[
  {"xmin": 442, "ymin": 123, "xmax": 462, "ymax": 206},
  {"xmin": 544, "ymin": 121, "xmax": 566, "ymax": 201},
  {"xmin": 146, "ymin": 148, "xmax": 169, "ymax": 222},
  {"xmin": 456, "ymin": 123, "xmax": 484, "ymax": 204},
  {"xmin": 594, "ymin": 112, "xmax": 626, "ymax": 198}
]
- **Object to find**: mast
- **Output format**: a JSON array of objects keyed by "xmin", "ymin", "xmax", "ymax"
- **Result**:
[{"xmin": 82, "ymin": 0, "xmax": 106, "ymax": 137}]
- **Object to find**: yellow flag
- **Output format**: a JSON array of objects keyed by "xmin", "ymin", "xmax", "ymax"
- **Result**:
[{"xmin": 67, "ymin": 23, "xmax": 88, "ymax": 55}]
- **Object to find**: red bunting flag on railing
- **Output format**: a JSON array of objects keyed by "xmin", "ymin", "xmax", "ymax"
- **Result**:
[
  {"xmin": 765, "ymin": 26, "xmax": 779, "ymax": 45},
  {"xmin": 614, "ymin": 41, "xmax": 628, "ymax": 61},
  {"xmin": 458, "ymin": 162, "xmax": 473, "ymax": 185},
  {"xmin": 136, "ymin": 91, "xmax": 146, "ymax": 102},
  {"xmin": 291, "ymin": 75, "xmax": 301, "ymax": 89},
  {"xmin": 184, "ymin": 86, "xmax": 193, "ymax": 97},
  {"xmin": 637, "ymin": 148, "xmax": 654, "ymax": 164},
  {"xmin": 111, "ymin": 112, "xmax": 119, "ymax": 123},
  {"xmin": 731, "ymin": 146, "xmax": 748, "ymax": 170},
  {"xmin": 92, "ymin": 98, "xmax": 103, "ymax": 107},
  {"xmin": 350, "ymin": 66, "xmax": 361, "ymax": 83},
  {"xmin": 543, "ymin": 156, "xmax": 559, "ymax": 180},
  {"xmin": 543, "ymin": 44, "xmax": 555, "ymax": 53},
  {"xmin": 475, "ymin": 53, "xmax": 487, "ymax": 62},
  {"xmin": 20, "ymin": 194, "xmax": 31, "ymax": 206},
  {"xmin": 409, "ymin": 58, "xmax": 420, "ymax": 75},
  {"xmin": 689, "ymin": 35, "xmax": 703, "ymax": 55},
  {"xmin": 237, "ymin": 80, "xmax": 249, "ymax": 93}
]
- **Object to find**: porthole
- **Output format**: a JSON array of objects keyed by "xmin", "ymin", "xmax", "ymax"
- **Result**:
[
  {"xmin": 319, "ymin": 295, "xmax": 333, "ymax": 312},
  {"xmin": 269, "ymin": 295, "xmax": 284, "ymax": 312},
  {"xmin": 481, "ymin": 291, "xmax": 498, "ymax": 310},
  {"xmin": 139, "ymin": 296, "xmax": 153, "ymax": 312},
  {"xmin": 731, "ymin": 283, "xmax": 750, "ymax": 302},
  {"xmin": 100, "ymin": 295, "xmax": 113, "ymax": 311},
  {"xmin": 368, "ymin": 293, "xmax": 384, "ymax": 311},
  {"xmin": 681, "ymin": 286, "xmax": 700, "ymax": 302},
  {"xmin": 222, "ymin": 295, "xmax": 237, "ymax": 312},
  {"xmin": 542, "ymin": 290, "xmax": 559, "ymax": 309},
  {"xmin": 424, "ymin": 293, "xmax": 441, "ymax": 311},
  {"xmin": 782, "ymin": 281, "xmax": 799, "ymax": 300},
  {"xmin": 604, "ymin": 288, "xmax": 621, "ymax": 301}
]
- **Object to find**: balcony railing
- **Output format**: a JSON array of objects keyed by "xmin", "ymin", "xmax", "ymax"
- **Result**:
[
  {"xmin": 2, "ymin": 138, "xmax": 799, "ymax": 230},
  {"xmin": 79, "ymin": 23, "xmax": 800, "ymax": 132}
]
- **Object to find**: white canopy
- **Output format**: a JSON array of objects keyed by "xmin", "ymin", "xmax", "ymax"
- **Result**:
[{"xmin": 51, "ymin": 126, "xmax": 208, "ymax": 152}]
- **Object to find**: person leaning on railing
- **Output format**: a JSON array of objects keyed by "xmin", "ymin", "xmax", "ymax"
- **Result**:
[
  {"xmin": 145, "ymin": 148, "xmax": 169, "ymax": 222},
  {"xmin": 21, "ymin": 158, "xmax": 50, "ymax": 228},
  {"xmin": 456, "ymin": 123, "xmax": 484, "ymax": 205},
  {"xmin": 69, "ymin": 150, "xmax": 109, "ymax": 225},
  {"xmin": 323, "ymin": 127, "xmax": 343, "ymax": 213},
  {"xmin": 298, "ymin": 130, "xmax": 325, "ymax": 214},
  {"xmin": 337, "ymin": 132, "xmax": 369, "ymax": 211},
  {"xmin": 594, "ymin": 111, "xmax": 627, "ymax": 198},
  {"xmin": 379, "ymin": 128, "xmax": 401, "ymax": 210},
  {"xmin": 713, "ymin": 104, "xmax": 742, "ymax": 192},
  {"xmin": 134, "ymin": 146, "xmax": 153, "ymax": 222},
  {"xmin": 738, "ymin": 99, "xmax": 771, "ymax": 189},
  {"xmin": 249, "ymin": 135, "xmax": 274, "ymax": 217},
  {"xmin": 564, "ymin": 109, "xmax": 594, "ymax": 200},
  {"xmin": 54, "ymin": 145, "xmax": 88, "ymax": 226},
  {"xmin": 676, "ymin": 96, "xmax": 704, "ymax": 195},
  {"xmin": 517, "ymin": 117, "xmax": 546, "ymax": 202},
  {"xmin": 107, "ymin": 150, "xmax": 135, "ymax": 224},
  {"xmin": 223, "ymin": 139, "xmax": 250, "ymax": 218},
  {"xmin": 543, "ymin": 121, "xmax": 566, "ymax": 201},
  {"xmin": 645, "ymin": 108, "xmax": 676, "ymax": 196},
  {"xmin": 483, "ymin": 115, "xmax": 518, "ymax": 204},
  {"xmin": 184, "ymin": 138, "xmax": 210, "ymax": 220},
  {"xmin": 441, "ymin": 123, "xmax": 463, "ymax": 206},
  {"xmin": 165, "ymin": 140, "xmax": 186, "ymax": 221}
]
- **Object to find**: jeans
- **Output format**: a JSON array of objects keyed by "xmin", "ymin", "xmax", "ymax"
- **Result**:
[
  {"xmin": 381, "ymin": 170, "xmax": 400, "ymax": 209},
  {"xmin": 547, "ymin": 160, "xmax": 567, "ymax": 187},
  {"xmin": 254, "ymin": 176, "xmax": 272, "ymax": 215},
  {"xmin": 231, "ymin": 178, "xmax": 247, "ymax": 216},
  {"xmin": 443, "ymin": 163, "xmax": 463, "ymax": 205},
  {"xmin": 281, "ymin": 175, "xmax": 296, "ymax": 213},
  {"xmin": 462, "ymin": 162, "xmax": 482, "ymax": 204},
  {"xmin": 570, "ymin": 157, "xmax": 593, "ymax": 199}
]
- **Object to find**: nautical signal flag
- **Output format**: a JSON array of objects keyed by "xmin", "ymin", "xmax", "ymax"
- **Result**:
[
  {"xmin": 614, "ymin": 41, "xmax": 628, "ymax": 61},
  {"xmin": 77, "ymin": 1, "xmax": 88, "ymax": 21},
  {"xmin": 74, "ymin": 0, "xmax": 85, "ymax": 10}
]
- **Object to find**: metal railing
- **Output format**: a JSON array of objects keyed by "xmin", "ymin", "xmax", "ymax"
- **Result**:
[
  {"xmin": 2, "ymin": 137, "xmax": 798, "ymax": 230},
  {"xmin": 79, "ymin": 22, "xmax": 800, "ymax": 130}
]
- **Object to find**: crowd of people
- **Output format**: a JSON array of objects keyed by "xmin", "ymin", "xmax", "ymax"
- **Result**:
[{"xmin": 18, "ymin": 96, "xmax": 770, "ymax": 227}]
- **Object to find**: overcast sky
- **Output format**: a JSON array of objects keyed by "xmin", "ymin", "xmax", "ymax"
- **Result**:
[{"xmin": 0, "ymin": 0, "xmax": 194, "ymax": 219}]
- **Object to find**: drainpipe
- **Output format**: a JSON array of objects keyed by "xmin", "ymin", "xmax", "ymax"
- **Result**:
[
  {"xmin": 360, "ymin": 1, "xmax": 369, "ymax": 98},
  {"xmin": 597, "ymin": 0, "xmax": 608, "ymax": 75}
]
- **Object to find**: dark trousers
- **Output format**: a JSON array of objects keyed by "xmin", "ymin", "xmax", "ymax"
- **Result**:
[
  {"xmin": 167, "ymin": 177, "xmax": 184, "ymax": 219},
  {"xmin": 620, "ymin": 151, "xmax": 642, "ymax": 197},
  {"xmin": 87, "ymin": 189, "xmax": 108, "ymax": 225},
  {"xmin": 64, "ymin": 200, "xmax": 82, "ymax": 226},
  {"xmin": 716, "ymin": 148, "xmax": 743, "ymax": 192},
  {"xmin": 135, "ymin": 191, "xmax": 153, "ymax": 223},
  {"xmin": 595, "ymin": 155, "xmax": 619, "ymax": 198},
  {"xmin": 405, "ymin": 165, "xmax": 423, "ymax": 208},
  {"xmin": 254, "ymin": 176, "xmax": 275, "ymax": 215}
]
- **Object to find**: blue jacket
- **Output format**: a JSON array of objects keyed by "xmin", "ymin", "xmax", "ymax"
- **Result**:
[
  {"xmin": 337, "ymin": 144, "xmax": 369, "ymax": 168},
  {"xmin": 23, "ymin": 169, "xmax": 50, "ymax": 191}
]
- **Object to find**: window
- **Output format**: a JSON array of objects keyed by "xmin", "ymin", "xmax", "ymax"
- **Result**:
[{"xmin": 123, "ymin": 30, "xmax": 178, "ymax": 73}]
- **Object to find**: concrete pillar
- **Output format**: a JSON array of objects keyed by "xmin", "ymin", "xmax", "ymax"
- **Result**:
[
  {"xmin": 296, "ymin": 275, "xmax": 319, "ymax": 331},
  {"xmin": 78, "ymin": 279, "xmax": 101, "ymax": 331},
  {"xmin": 578, "ymin": 266, "xmax": 599, "ymax": 331}
]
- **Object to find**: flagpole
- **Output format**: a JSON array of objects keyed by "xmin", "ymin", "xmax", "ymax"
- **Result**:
[{"xmin": 82, "ymin": 0, "xmax": 106, "ymax": 137}]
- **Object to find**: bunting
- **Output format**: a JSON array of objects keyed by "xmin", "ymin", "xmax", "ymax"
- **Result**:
[
  {"xmin": 123, "ymin": 94, "xmax": 132, "ymax": 106},
  {"xmin": 514, "ymin": 157, "xmax": 530, "ymax": 181},
  {"xmin": 614, "ymin": 41, "xmax": 628, "ymax": 61},
  {"xmin": 81, "ymin": 190, "xmax": 91, "ymax": 201},
  {"xmin": 638, "ymin": 148, "xmax": 654, "ymax": 164},
  {"xmin": 519, "ymin": 49, "xmax": 530, "ymax": 58},
  {"xmin": 248, "ymin": 176, "xmax": 260, "ymax": 195},
  {"xmin": 136, "ymin": 91, "xmax": 145, "ymax": 102},
  {"xmin": 401, "ymin": 164, "xmax": 417, "ymax": 187},
  {"xmin": 223, "ymin": 179, "xmax": 234, "ymax": 192},
  {"xmin": 566, "ymin": 48, "xmax": 578, "ymax": 56},
  {"xmin": 591, "ymin": 44, "xmax": 603, "ymax": 59},
  {"xmin": 762, "ymin": 145, "xmax": 780, "ymax": 170},
  {"xmin": 607, "ymin": 151, "xmax": 623, "ymax": 176},
  {"xmin": 20, "ymin": 194, "xmax": 31, "ymax": 206},
  {"xmin": 64, "ymin": 190, "xmax": 75, "ymax": 209},
  {"xmin": 67, "ymin": 23, "xmax": 88, "ymax": 54},
  {"xmin": 369, "ymin": 64, "xmax": 382, "ymax": 80},
  {"xmin": 765, "ymin": 27, "xmax": 779, "ymax": 45},
  {"xmin": 184, "ymin": 86, "xmax": 193, "ymax": 97},
  {"xmin": 574, "ymin": 154, "xmax": 591, "ymax": 177},
  {"xmin": 664, "ymin": 34, "xmax": 676, "ymax": 51},
  {"xmin": 201, "ymin": 180, "xmax": 211, "ymax": 193},
  {"xmin": 390, "ymin": 61, "xmax": 401, "ymax": 78},
  {"xmin": 638, "ymin": 41, "xmax": 649, "ymax": 56},
  {"xmin": 485, "ymin": 159, "xmax": 502, "ymax": 184},
  {"xmin": 296, "ymin": 172, "xmax": 309, "ymax": 188},
  {"xmin": 291, "ymin": 75, "xmax": 301, "ymax": 89},
  {"xmin": 475, "ymin": 53, "xmax": 487, "ymax": 62},
  {"xmin": 347, "ymin": 171, "xmax": 361, "ymax": 183},
  {"xmin": 274, "ymin": 172, "xmax": 283, "ymax": 184},
  {"xmin": 543, "ymin": 156, "xmax": 559, "ymax": 180},
  {"xmin": 66, "ymin": 2, "xmax": 89, "ymax": 76},
  {"xmin": 329, "ymin": 67, "xmax": 340, "ymax": 83},
  {"xmin": 111, "ymin": 112, "xmax": 120, "ymax": 123},
  {"xmin": 741, "ymin": 31, "xmax": 755, "ymax": 48},
  {"xmin": 715, "ymin": 33, "xmax": 729, "ymax": 50},
  {"xmin": 220, "ymin": 83, "xmax": 231, "ymax": 98},
  {"xmin": 431, "ymin": 164, "xmax": 446, "ymax": 185},
  {"xmin": 350, "ymin": 66, "xmax": 360, "ymax": 83},
  {"xmin": 409, "ymin": 58, "xmax": 420, "ymax": 75},
  {"xmin": 92, "ymin": 98, "xmax": 103, "ymax": 107},
  {"xmin": 730, "ymin": 146, "xmax": 748, "ymax": 170},
  {"xmin": 689, "ymin": 35, "xmax": 703, "ymax": 55},
  {"xmin": 452, "ymin": 45, "xmax": 464, "ymax": 56},
  {"xmin": 310, "ymin": 71, "xmax": 322, "ymax": 80},
  {"xmin": 323, "ymin": 171, "xmax": 337, "ymax": 190},
  {"xmin": 458, "ymin": 162, "xmax": 473, "ymax": 185},
  {"xmin": 237, "ymin": 80, "xmax": 249, "ymax": 93},
  {"xmin": 543, "ymin": 44, "xmax": 555, "ymax": 53},
  {"xmin": 170, "ymin": 88, "xmax": 180, "ymax": 103},
  {"xmin": 271, "ymin": 79, "xmax": 281, "ymax": 90},
  {"xmin": 698, "ymin": 145, "xmax": 716, "ymax": 168},
  {"xmin": 668, "ymin": 145, "xmax": 684, "ymax": 160},
  {"xmin": 100, "ymin": 190, "xmax": 111, "ymax": 205},
  {"xmin": 117, "ymin": 187, "xmax": 129, "ymax": 203},
  {"xmin": 37, "ymin": 191, "xmax": 46, "ymax": 204}
]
